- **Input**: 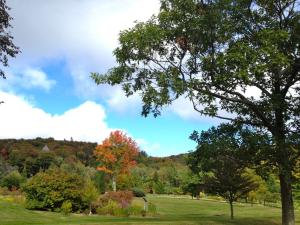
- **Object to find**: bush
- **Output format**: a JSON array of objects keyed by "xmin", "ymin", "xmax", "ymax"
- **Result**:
[
  {"xmin": 128, "ymin": 204, "xmax": 143, "ymax": 216},
  {"xmin": 61, "ymin": 201, "xmax": 72, "ymax": 215},
  {"xmin": 0, "ymin": 187, "xmax": 9, "ymax": 195},
  {"xmin": 0, "ymin": 171, "xmax": 25, "ymax": 190},
  {"xmin": 153, "ymin": 182, "xmax": 165, "ymax": 194},
  {"xmin": 24, "ymin": 199, "xmax": 45, "ymax": 210},
  {"xmin": 96, "ymin": 200, "xmax": 118, "ymax": 215},
  {"xmin": 96, "ymin": 194, "xmax": 149, "ymax": 217},
  {"xmin": 22, "ymin": 168, "xmax": 88, "ymax": 212},
  {"xmin": 96, "ymin": 200, "xmax": 132, "ymax": 217},
  {"xmin": 112, "ymin": 207, "xmax": 130, "ymax": 217},
  {"xmin": 132, "ymin": 188, "xmax": 145, "ymax": 197},
  {"xmin": 148, "ymin": 202, "xmax": 157, "ymax": 215},
  {"xmin": 100, "ymin": 191, "xmax": 133, "ymax": 208}
]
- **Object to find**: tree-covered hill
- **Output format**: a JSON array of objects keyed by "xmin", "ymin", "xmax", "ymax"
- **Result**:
[{"xmin": 0, "ymin": 138, "xmax": 187, "ymax": 167}]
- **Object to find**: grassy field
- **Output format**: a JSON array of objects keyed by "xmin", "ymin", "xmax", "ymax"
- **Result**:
[{"xmin": 0, "ymin": 195, "xmax": 299, "ymax": 225}]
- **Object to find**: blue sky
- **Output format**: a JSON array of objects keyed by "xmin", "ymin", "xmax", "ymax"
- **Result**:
[{"xmin": 0, "ymin": 0, "xmax": 220, "ymax": 156}]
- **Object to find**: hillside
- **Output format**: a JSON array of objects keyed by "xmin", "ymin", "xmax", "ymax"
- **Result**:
[{"xmin": 0, "ymin": 137, "xmax": 187, "ymax": 167}]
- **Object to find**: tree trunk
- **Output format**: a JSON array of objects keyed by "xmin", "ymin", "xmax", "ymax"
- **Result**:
[
  {"xmin": 229, "ymin": 200, "xmax": 234, "ymax": 220},
  {"xmin": 274, "ymin": 134, "xmax": 294, "ymax": 224},
  {"xmin": 89, "ymin": 203, "xmax": 92, "ymax": 215},
  {"xmin": 112, "ymin": 175, "xmax": 117, "ymax": 192},
  {"xmin": 279, "ymin": 171, "xmax": 295, "ymax": 225},
  {"xmin": 273, "ymin": 107, "xmax": 295, "ymax": 225}
]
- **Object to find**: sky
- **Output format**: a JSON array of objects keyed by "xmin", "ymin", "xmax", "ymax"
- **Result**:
[{"xmin": 0, "ymin": 0, "xmax": 221, "ymax": 156}]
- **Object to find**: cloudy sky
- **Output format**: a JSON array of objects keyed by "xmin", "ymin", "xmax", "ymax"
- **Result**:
[{"xmin": 0, "ymin": 0, "xmax": 220, "ymax": 156}]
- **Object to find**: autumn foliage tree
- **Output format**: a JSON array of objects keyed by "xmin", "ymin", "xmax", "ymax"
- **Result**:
[{"xmin": 94, "ymin": 131, "xmax": 139, "ymax": 192}]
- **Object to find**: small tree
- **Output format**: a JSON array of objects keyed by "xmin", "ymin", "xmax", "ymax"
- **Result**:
[
  {"xmin": 83, "ymin": 178, "xmax": 98, "ymax": 215},
  {"xmin": 94, "ymin": 131, "xmax": 139, "ymax": 192},
  {"xmin": 188, "ymin": 124, "xmax": 260, "ymax": 219},
  {"xmin": 203, "ymin": 156, "xmax": 259, "ymax": 219},
  {"xmin": 245, "ymin": 169, "xmax": 268, "ymax": 205},
  {"xmin": 182, "ymin": 172, "xmax": 204, "ymax": 199}
]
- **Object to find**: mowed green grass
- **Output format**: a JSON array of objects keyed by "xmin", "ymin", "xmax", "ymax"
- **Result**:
[{"xmin": 0, "ymin": 195, "xmax": 299, "ymax": 225}]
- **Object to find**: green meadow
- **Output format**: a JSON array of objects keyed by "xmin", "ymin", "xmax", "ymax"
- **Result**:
[{"xmin": 1, "ymin": 195, "xmax": 299, "ymax": 225}]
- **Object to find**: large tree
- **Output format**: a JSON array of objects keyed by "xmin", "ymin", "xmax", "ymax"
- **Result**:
[
  {"xmin": 0, "ymin": 0, "xmax": 19, "ymax": 79},
  {"xmin": 92, "ymin": 1, "xmax": 300, "ymax": 224}
]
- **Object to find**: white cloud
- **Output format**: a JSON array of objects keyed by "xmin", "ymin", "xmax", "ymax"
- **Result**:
[
  {"xmin": 9, "ymin": 0, "xmax": 160, "ymax": 64},
  {"xmin": 136, "ymin": 138, "xmax": 161, "ymax": 156},
  {"xmin": 107, "ymin": 88, "xmax": 142, "ymax": 113},
  {"xmin": 0, "ymin": 68, "xmax": 56, "ymax": 92},
  {"xmin": 19, "ymin": 68, "xmax": 56, "ymax": 91},
  {"xmin": 168, "ymin": 96, "xmax": 226, "ymax": 124},
  {"xmin": 0, "ymin": 91, "xmax": 112, "ymax": 142},
  {"xmin": 7, "ymin": 0, "xmax": 160, "ymax": 110},
  {"xmin": 169, "ymin": 97, "xmax": 201, "ymax": 121}
]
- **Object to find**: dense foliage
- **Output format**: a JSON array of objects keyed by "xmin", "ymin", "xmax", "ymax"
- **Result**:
[
  {"xmin": 0, "ymin": 138, "xmax": 97, "ymax": 178},
  {"xmin": 94, "ymin": 131, "xmax": 139, "ymax": 191},
  {"xmin": 188, "ymin": 124, "xmax": 261, "ymax": 219},
  {"xmin": 22, "ymin": 168, "xmax": 90, "ymax": 212},
  {"xmin": 0, "ymin": 170, "xmax": 25, "ymax": 191}
]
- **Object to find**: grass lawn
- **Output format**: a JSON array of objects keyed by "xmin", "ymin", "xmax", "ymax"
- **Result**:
[{"xmin": 0, "ymin": 195, "xmax": 299, "ymax": 225}]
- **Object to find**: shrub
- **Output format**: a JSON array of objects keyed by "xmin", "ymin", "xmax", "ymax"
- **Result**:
[
  {"xmin": 95, "ymin": 191, "xmax": 156, "ymax": 217},
  {"xmin": 24, "ymin": 199, "xmax": 45, "ymax": 210},
  {"xmin": 153, "ymin": 182, "xmax": 165, "ymax": 194},
  {"xmin": 148, "ymin": 202, "xmax": 157, "ymax": 215},
  {"xmin": 61, "ymin": 201, "xmax": 72, "ymax": 215},
  {"xmin": 112, "ymin": 207, "xmax": 130, "ymax": 217},
  {"xmin": 132, "ymin": 188, "xmax": 145, "ymax": 197},
  {"xmin": 0, "ymin": 187, "xmax": 9, "ymax": 195},
  {"xmin": 172, "ymin": 187, "xmax": 183, "ymax": 195},
  {"xmin": 22, "ymin": 168, "xmax": 88, "ymax": 212},
  {"xmin": 0, "ymin": 171, "xmax": 25, "ymax": 190},
  {"xmin": 128, "ymin": 204, "xmax": 143, "ymax": 216},
  {"xmin": 101, "ymin": 191, "xmax": 133, "ymax": 208},
  {"xmin": 96, "ymin": 200, "xmax": 118, "ymax": 215},
  {"xmin": 96, "ymin": 200, "xmax": 131, "ymax": 217}
]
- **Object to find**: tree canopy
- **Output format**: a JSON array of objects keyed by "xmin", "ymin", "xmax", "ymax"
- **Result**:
[
  {"xmin": 0, "ymin": 0, "xmax": 20, "ymax": 79},
  {"xmin": 188, "ymin": 124, "xmax": 260, "ymax": 219},
  {"xmin": 92, "ymin": 1, "xmax": 300, "ymax": 224},
  {"xmin": 94, "ymin": 131, "xmax": 139, "ymax": 191}
]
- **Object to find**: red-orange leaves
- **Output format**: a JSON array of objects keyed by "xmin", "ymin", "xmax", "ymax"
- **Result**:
[{"xmin": 94, "ymin": 130, "xmax": 139, "ymax": 176}]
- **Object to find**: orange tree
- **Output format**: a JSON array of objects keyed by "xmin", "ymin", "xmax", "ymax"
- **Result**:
[{"xmin": 94, "ymin": 130, "xmax": 139, "ymax": 191}]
